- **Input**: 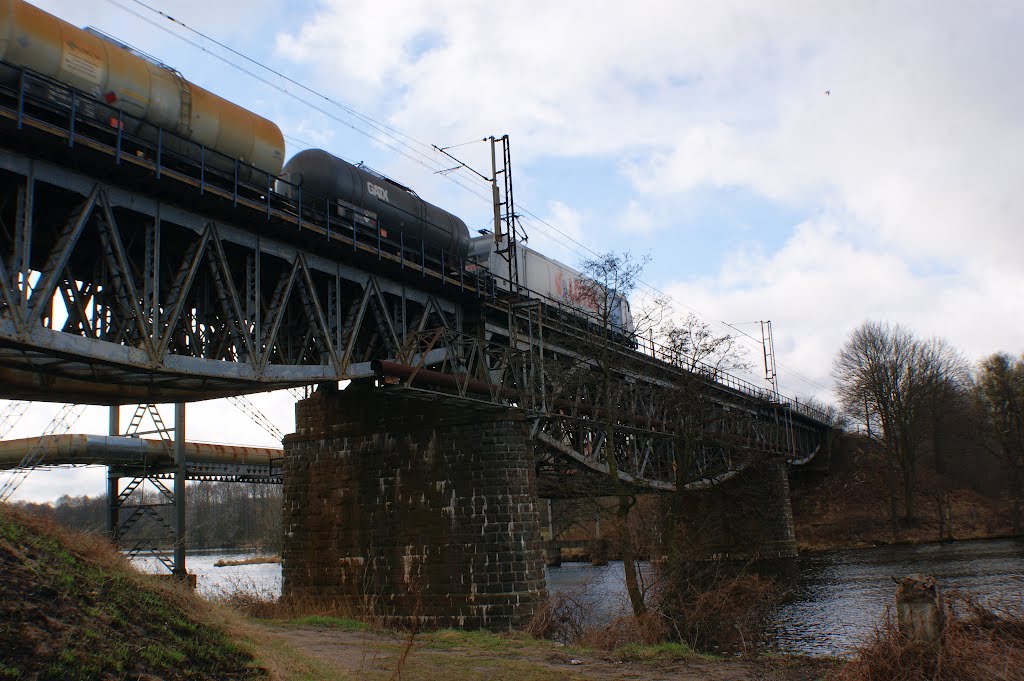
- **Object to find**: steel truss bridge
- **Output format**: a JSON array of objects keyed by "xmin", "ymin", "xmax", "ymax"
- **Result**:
[{"xmin": 0, "ymin": 63, "xmax": 833, "ymax": 568}]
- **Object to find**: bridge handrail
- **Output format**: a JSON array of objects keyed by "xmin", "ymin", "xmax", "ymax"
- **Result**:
[{"xmin": 484, "ymin": 269, "xmax": 831, "ymax": 425}]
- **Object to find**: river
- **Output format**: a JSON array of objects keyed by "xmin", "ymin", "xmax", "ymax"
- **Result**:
[{"xmin": 133, "ymin": 537, "xmax": 1024, "ymax": 657}]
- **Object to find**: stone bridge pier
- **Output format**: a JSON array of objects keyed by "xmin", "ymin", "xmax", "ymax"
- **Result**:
[
  {"xmin": 669, "ymin": 462, "xmax": 798, "ymax": 560},
  {"xmin": 281, "ymin": 385, "xmax": 547, "ymax": 629}
]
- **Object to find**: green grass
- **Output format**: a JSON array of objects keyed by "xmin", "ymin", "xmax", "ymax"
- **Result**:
[
  {"xmin": 419, "ymin": 628, "xmax": 532, "ymax": 652},
  {"xmin": 290, "ymin": 615, "xmax": 370, "ymax": 631},
  {"xmin": 614, "ymin": 640, "xmax": 703, "ymax": 661},
  {"xmin": 0, "ymin": 507, "xmax": 262, "ymax": 680}
]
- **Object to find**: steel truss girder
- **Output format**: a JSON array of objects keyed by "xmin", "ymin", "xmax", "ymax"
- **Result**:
[
  {"xmin": 378, "ymin": 329, "xmax": 829, "ymax": 495},
  {"xmin": 0, "ymin": 151, "xmax": 461, "ymax": 404}
]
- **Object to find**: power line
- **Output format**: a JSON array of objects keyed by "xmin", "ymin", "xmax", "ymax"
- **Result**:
[
  {"xmin": 103, "ymin": 0, "xmax": 491, "ymax": 201},
  {"xmin": 123, "ymin": 0, "xmax": 440, "ymax": 166},
  {"xmin": 106, "ymin": 0, "xmax": 831, "ymax": 402}
]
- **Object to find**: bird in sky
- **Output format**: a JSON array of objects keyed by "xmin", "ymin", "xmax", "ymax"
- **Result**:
[{"xmin": 825, "ymin": 90, "xmax": 831, "ymax": 95}]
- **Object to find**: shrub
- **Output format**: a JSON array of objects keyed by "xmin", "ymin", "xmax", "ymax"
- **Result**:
[
  {"xmin": 581, "ymin": 611, "xmax": 668, "ymax": 651},
  {"xmin": 655, "ymin": 563, "xmax": 781, "ymax": 655},
  {"xmin": 525, "ymin": 590, "xmax": 589, "ymax": 644}
]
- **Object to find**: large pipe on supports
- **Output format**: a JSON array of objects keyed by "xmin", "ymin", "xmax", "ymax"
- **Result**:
[
  {"xmin": 0, "ymin": 434, "xmax": 280, "ymax": 468},
  {"xmin": 372, "ymin": 359, "xmax": 519, "ymax": 401}
]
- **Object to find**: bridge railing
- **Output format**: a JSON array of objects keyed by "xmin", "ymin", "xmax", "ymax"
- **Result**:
[{"xmin": 484, "ymin": 268, "xmax": 832, "ymax": 426}]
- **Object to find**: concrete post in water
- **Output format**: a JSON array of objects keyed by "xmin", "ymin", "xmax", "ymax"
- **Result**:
[
  {"xmin": 543, "ymin": 499, "xmax": 561, "ymax": 567},
  {"xmin": 895, "ymin": 574, "xmax": 944, "ymax": 647}
]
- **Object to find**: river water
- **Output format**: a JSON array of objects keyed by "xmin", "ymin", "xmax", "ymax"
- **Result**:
[
  {"xmin": 134, "ymin": 537, "xmax": 1024, "ymax": 657},
  {"xmin": 767, "ymin": 537, "xmax": 1024, "ymax": 656}
]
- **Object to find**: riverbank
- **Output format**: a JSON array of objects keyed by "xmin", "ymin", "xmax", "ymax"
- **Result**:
[
  {"xmin": 0, "ymin": 505, "xmax": 263, "ymax": 679},
  {"xmin": 253, "ymin": 617, "xmax": 838, "ymax": 680},
  {"xmin": 9, "ymin": 502, "xmax": 1024, "ymax": 678},
  {"xmin": 790, "ymin": 441, "xmax": 1016, "ymax": 553},
  {"xmin": 0, "ymin": 503, "xmax": 838, "ymax": 679}
]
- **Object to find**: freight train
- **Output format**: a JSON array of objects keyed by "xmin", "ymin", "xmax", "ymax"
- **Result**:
[{"xmin": 0, "ymin": 0, "xmax": 632, "ymax": 333}]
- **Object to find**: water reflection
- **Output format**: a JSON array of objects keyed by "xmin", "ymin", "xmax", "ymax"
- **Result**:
[{"xmin": 543, "ymin": 561, "xmax": 655, "ymax": 628}]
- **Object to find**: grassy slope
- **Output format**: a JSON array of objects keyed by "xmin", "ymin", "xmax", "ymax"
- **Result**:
[{"xmin": 0, "ymin": 505, "xmax": 262, "ymax": 680}]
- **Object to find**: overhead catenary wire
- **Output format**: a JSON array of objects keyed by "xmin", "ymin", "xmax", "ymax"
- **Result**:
[
  {"xmin": 122, "ymin": 0, "xmax": 441, "ymax": 166},
  {"xmin": 103, "ymin": 0, "xmax": 494, "ymax": 203},
  {"xmin": 106, "ymin": 0, "xmax": 830, "ymax": 401}
]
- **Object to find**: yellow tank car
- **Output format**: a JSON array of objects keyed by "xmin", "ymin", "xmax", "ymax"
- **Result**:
[{"xmin": 0, "ymin": 0, "xmax": 284, "ymax": 177}]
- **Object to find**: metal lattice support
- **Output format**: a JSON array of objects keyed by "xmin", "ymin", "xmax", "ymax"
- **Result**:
[
  {"xmin": 0, "ymin": 400, "xmax": 29, "ymax": 438},
  {"xmin": 108, "ymin": 404, "xmax": 180, "ymax": 573},
  {"xmin": 0, "ymin": 153, "xmax": 465, "ymax": 404},
  {"xmin": 228, "ymin": 395, "xmax": 284, "ymax": 442},
  {"xmin": 0, "ymin": 402, "xmax": 86, "ymax": 501}
]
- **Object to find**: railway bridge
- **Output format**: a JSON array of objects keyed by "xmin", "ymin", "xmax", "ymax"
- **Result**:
[{"xmin": 0, "ymin": 64, "xmax": 833, "ymax": 627}]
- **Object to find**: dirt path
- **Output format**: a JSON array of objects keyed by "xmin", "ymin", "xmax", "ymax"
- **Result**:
[{"xmin": 257, "ymin": 624, "xmax": 830, "ymax": 681}]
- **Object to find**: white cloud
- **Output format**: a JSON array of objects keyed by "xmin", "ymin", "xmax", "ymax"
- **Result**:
[
  {"xmin": 663, "ymin": 217, "xmax": 1024, "ymax": 402},
  {"xmin": 273, "ymin": 1, "xmax": 1024, "ymax": 269},
  {"xmin": 615, "ymin": 200, "xmax": 657, "ymax": 236},
  {"xmin": 525, "ymin": 200, "xmax": 588, "ymax": 267}
]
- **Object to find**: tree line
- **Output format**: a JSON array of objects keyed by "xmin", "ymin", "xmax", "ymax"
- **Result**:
[
  {"xmin": 13, "ymin": 481, "xmax": 282, "ymax": 551},
  {"xmin": 834, "ymin": 320, "xmax": 1023, "ymax": 531}
]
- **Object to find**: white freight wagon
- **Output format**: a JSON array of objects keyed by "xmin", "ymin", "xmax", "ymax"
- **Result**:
[{"xmin": 469, "ymin": 235, "xmax": 633, "ymax": 336}]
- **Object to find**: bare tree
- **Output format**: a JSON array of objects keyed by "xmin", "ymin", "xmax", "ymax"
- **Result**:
[
  {"xmin": 569, "ymin": 251, "xmax": 662, "ymax": 617},
  {"xmin": 833, "ymin": 321, "xmax": 966, "ymax": 525},
  {"xmin": 660, "ymin": 313, "xmax": 750, "ymax": 376},
  {"xmin": 974, "ymin": 352, "xmax": 1024, "ymax": 533}
]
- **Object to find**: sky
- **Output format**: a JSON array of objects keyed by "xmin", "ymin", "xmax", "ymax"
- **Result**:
[{"xmin": 4, "ymin": 0, "xmax": 1023, "ymax": 501}]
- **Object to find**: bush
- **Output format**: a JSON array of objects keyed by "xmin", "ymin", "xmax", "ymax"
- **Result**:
[
  {"xmin": 655, "ymin": 563, "xmax": 780, "ymax": 655},
  {"xmin": 525, "ymin": 590, "xmax": 589, "ymax": 644},
  {"xmin": 581, "ymin": 611, "xmax": 668, "ymax": 651}
]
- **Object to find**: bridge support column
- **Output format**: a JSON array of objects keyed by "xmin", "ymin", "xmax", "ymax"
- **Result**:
[
  {"xmin": 672, "ymin": 462, "xmax": 798, "ymax": 560},
  {"xmin": 173, "ymin": 403, "xmax": 186, "ymax": 576},
  {"xmin": 106, "ymin": 406, "xmax": 119, "ymax": 539},
  {"xmin": 282, "ymin": 385, "xmax": 547, "ymax": 629}
]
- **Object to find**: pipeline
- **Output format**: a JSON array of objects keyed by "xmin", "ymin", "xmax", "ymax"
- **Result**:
[{"xmin": 0, "ymin": 434, "xmax": 279, "ymax": 469}]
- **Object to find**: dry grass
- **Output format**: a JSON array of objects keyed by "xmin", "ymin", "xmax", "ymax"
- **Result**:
[
  {"xmin": 656, "ymin": 566, "xmax": 781, "ymax": 655},
  {"xmin": 524, "ymin": 590, "xmax": 589, "ymax": 644},
  {"xmin": 836, "ymin": 592, "xmax": 1024, "ymax": 681},
  {"xmin": 580, "ymin": 611, "xmax": 669, "ymax": 650},
  {"xmin": 212, "ymin": 588, "xmax": 370, "ymax": 622}
]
